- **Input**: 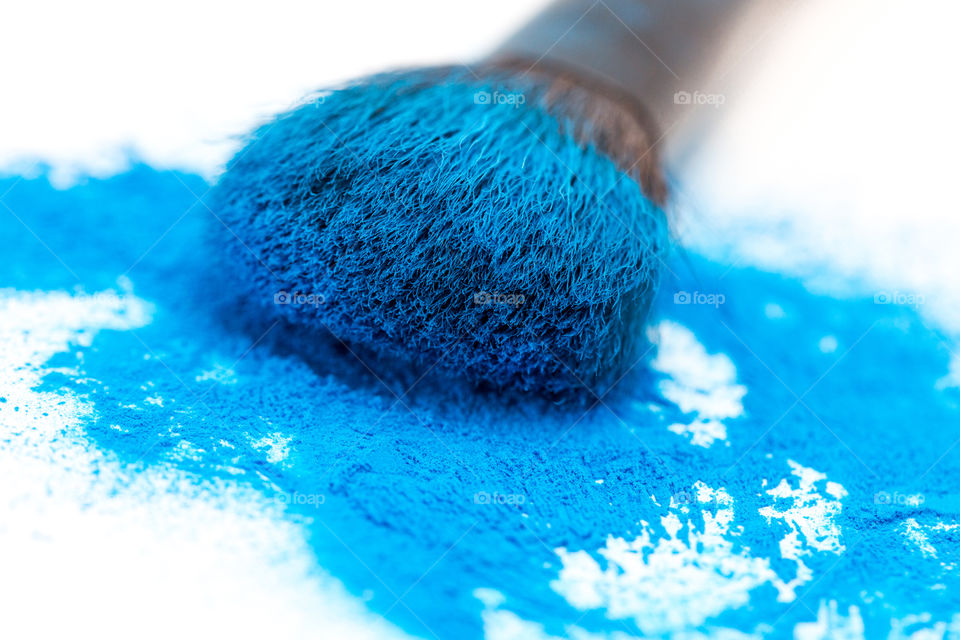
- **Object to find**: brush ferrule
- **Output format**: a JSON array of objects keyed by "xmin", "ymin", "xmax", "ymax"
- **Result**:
[{"xmin": 491, "ymin": 0, "xmax": 758, "ymax": 163}]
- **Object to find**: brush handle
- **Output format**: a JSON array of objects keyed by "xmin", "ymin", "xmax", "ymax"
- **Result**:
[{"xmin": 492, "ymin": 0, "xmax": 779, "ymax": 165}]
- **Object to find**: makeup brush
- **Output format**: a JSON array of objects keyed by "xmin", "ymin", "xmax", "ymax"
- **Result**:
[{"xmin": 209, "ymin": 0, "xmax": 761, "ymax": 394}]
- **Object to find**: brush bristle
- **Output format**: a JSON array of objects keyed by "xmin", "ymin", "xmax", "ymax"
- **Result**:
[{"xmin": 210, "ymin": 67, "xmax": 668, "ymax": 394}]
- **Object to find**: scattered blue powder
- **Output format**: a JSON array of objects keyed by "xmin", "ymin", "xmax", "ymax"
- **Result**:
[{"xmin": 2, "ymin": 166, "xmax": 959, "ymax": 638}]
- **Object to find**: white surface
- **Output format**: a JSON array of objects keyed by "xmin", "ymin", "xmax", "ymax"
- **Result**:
[{"xmin": 649, "ymin": 320, "xmax": 747, "ymax": 448}]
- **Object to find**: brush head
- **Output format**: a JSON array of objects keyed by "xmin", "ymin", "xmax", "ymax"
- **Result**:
[{"xmin": 210, "ymin": 66, "xmax": 668, "ymax": 394}]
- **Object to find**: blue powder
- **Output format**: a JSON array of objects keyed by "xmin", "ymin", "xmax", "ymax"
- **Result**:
[
  {"xmin": 208, "ymin": 68, "xmax": 668, "ymax": 395},
  {"xmin": 3, "ymin": 167, "xmax": 960, "ymax": 637}
]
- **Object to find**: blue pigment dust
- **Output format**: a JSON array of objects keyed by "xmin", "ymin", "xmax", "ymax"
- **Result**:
[
  {"xmin": 3, "ymin": 166, "xmax": 960, "ymax": 638},
  {"xmin": 208, "ymin": 68, "xmax": 667, "ymax": 395}
]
